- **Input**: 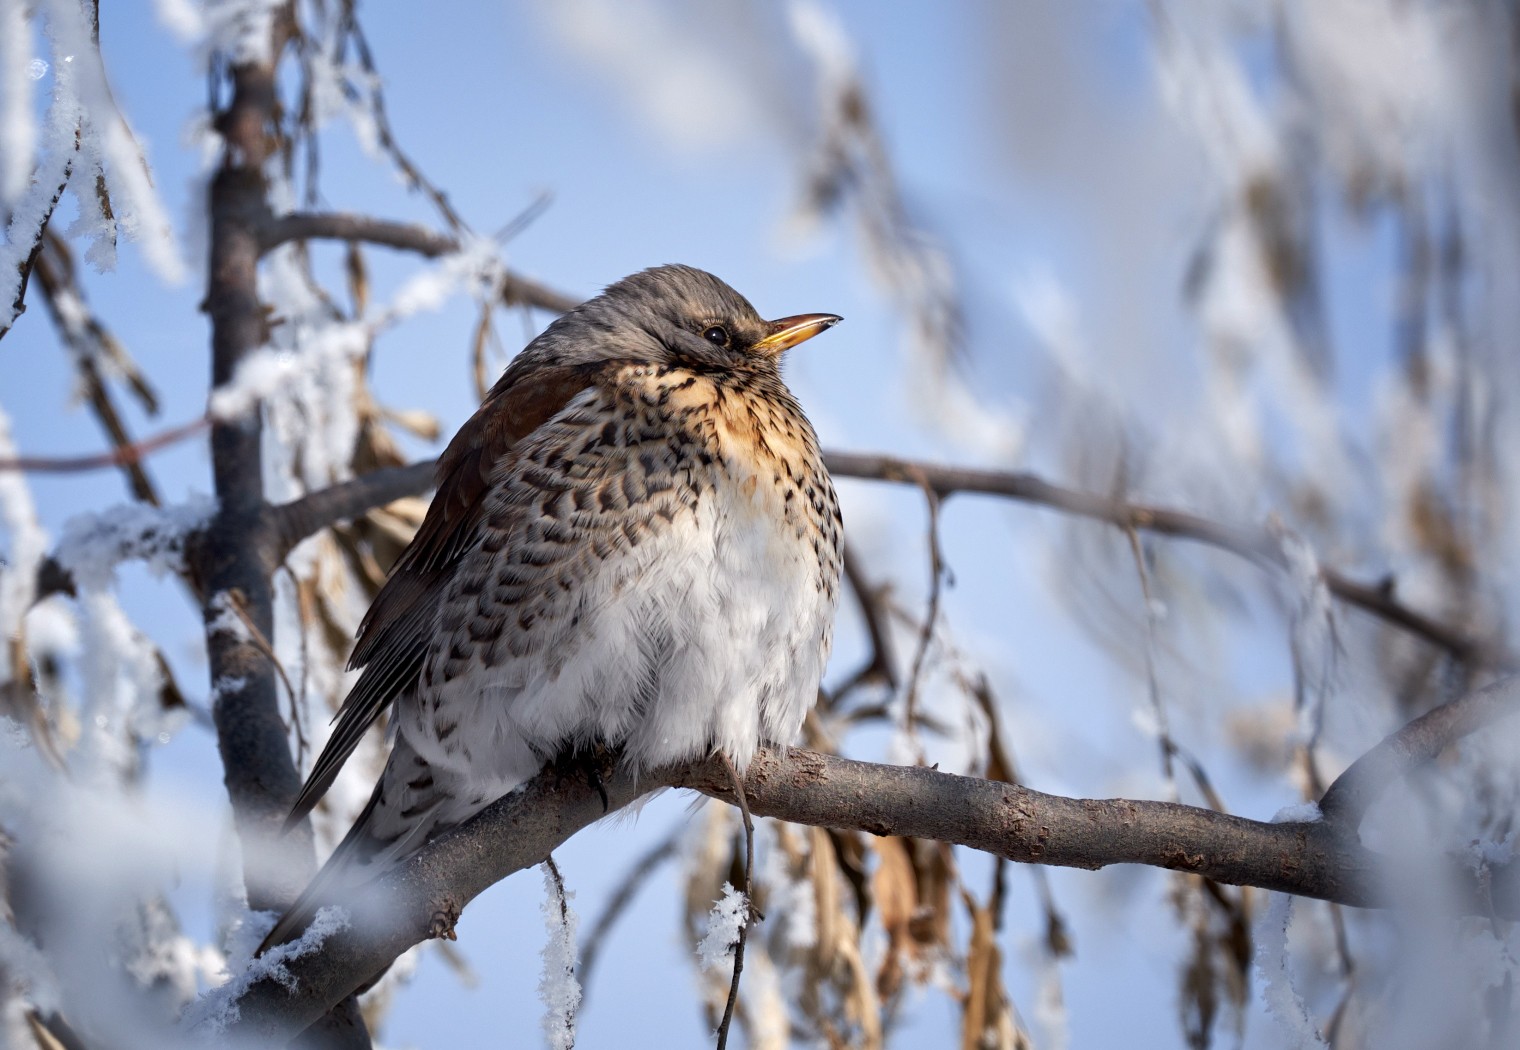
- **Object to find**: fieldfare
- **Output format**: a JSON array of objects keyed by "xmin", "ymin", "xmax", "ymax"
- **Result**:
[{"xmin": 261, "ymin": 265, "xmax": 843, "ymax": 952}]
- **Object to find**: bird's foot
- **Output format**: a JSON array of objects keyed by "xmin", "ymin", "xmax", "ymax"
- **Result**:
[
  {"xmin": 428, "ymin": 901, "xmax": 461, "ymax": 941},
  {"xmin": 584, "ymin": 759, "xmax": 609, "ymax": 814},
  {"xmin": 548, "ymin": 743, "xmax": 613, "ymax": 813}
]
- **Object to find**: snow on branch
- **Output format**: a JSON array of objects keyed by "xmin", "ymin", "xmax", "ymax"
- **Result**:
[
  {"xmin": 184, "ymin": 906, "xmax": 351, "ymax": 1037},
  {"xmin": 53, "ymin": 495, "xmax": 213, "ymax": 591}
]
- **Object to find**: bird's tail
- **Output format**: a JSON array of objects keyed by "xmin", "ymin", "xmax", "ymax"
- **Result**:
[{"xmin": 256, "ymin": 738, "xmax": 449, "ymax": 956}]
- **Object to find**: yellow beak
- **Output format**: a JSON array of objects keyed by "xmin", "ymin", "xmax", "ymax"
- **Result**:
[{"xmin": 753, "ymin": 313, "xmax": 843, "ymax": 356}]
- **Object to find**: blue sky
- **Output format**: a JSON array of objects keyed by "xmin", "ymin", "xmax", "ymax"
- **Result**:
[{"xmin": 0, "ymin": 3, "xmax": 1424, "ymax": 1047}]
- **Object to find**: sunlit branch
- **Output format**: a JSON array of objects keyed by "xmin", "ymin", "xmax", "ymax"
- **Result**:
[{"xmin": 223, "ymin": 742, "xmax": 1520, "ymax": 1043}]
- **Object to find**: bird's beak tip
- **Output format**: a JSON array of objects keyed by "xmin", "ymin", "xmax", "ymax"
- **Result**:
[{"xmin": 756, "ymin": 313, "xmax": 843, "ymax": 355}]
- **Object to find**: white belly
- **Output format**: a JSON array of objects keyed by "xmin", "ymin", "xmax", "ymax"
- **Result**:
[{"xmin": 404, "ymin": 468, "xmax": 834, "ymax": 791}]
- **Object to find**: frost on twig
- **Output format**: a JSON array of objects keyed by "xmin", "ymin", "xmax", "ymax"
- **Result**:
[
  {"xmin": 538, "ymin": 862, "xmax": 581, "ymax": 1050},
  {"xmin": 183, "ymin": 906, "xmax": 351, "ymax": 1037},
  {"xmin": 1254, "ymin": 894, "xmax": 1328, "ymax": 1050},
  {"xmin": 53, "ymin": 495, "xmax": 214, "ymax": 591},
  {"xmin": 696, "ymin": 883, "xmax": 749, "ymax": 973}
]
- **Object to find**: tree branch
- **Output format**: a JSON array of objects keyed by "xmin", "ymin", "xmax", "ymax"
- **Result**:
[
  {"xmin": 223, "ymin": 744, "xmax": 1520, "ymax": 1044},
  {"xmin": 1318, "ymin": 675, "xmax": 1520, "ymax": 827},
  {"xmin": 269, "ymin": 459, "xmax": 436, "ymax": 561},
  {"xmin": 204, "ymin": 28, "xmax": 313, "ymax": 915},
  {"xmin": 265, "ymin": 452, "xmax": 1505, "ymax": 669},
  {"xmin": 257, "ymin": 210, "xmax": 580, "ymax": 313},
  {"xmin": 0, "ymin": 417, "xmax": 207, "ymax": 474},
  {"xmin": 822, "ymin": 452, "xmax": 1506, "ymax": 668}
]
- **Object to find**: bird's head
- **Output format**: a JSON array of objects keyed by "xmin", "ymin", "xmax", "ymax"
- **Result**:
[{"xmin": 529, "ymin": 264, "xmax": 841, "ymax": 375}]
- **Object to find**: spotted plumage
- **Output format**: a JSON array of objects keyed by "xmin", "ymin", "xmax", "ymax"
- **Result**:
[{"xmin": 260, "ymin": 266, "xmax": 842, "ymax": 952}]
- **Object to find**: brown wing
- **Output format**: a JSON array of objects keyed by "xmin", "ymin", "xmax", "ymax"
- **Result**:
[{"xmin": 282, "ymin": 358, "xmax": 619, "ymax": 831}]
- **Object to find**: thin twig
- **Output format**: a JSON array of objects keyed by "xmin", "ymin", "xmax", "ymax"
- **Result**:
[
  {"xmin": 219, "ymin": 588, "xmax": 307, "ymax": 760},
  {"xmin": 823, "ymin": 452, "xmax": 1506, "ymax": 669},
  {"xmin": 263, "ymin": 451, "xmax": 1504, "ymax": 671},
  {"xmin": 901, "ymin": 478, "xmax": 943, "ymax": 744},
  {"xmin": 827, "ymin": 542, "xmax": 899, "ymax": 710},
  {"xmin": 33, "ymin": 233, "xmax": 163, "ymax": 503},
  {"xmin": 716, "ymin": 753, "xmax": 755, "ymax": 1050},
  {"xmin": 257, "ymin": 210, "xmax": 580, "ymax": 314},
  {"xmin": 1126, "ymin": 527, "xmax": 1177, "ymax": 792},
  {"xmin": 339, "ymin": 5, "xmax": 465, "ymax": 232},
  {"xmin": 0, "ymin": 417, "xmax": 208, "ymax": 473}
]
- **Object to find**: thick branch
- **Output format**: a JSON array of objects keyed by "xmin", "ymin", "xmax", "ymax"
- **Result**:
[
  {"xmin": 257, "ymin": 210, "xmax": 580, "ymax": 313},
  {"xmin": 266, "ymin": 452, "xmax": 1503, "ymax": 668},
  {"xmin": 1319, "ymin": 675, "xmax": 1520, "ymax": 827},
  {"xmin": 204, "ymin": 43, "xmax": 312, "ymax": 913},
  {"xmin": 224, "ymin": 752, "xmax": 636, "ymax": 1044},
  {"xmin": 223, "ymin": 746, "xmax": 1520, "ymax": 1044}
]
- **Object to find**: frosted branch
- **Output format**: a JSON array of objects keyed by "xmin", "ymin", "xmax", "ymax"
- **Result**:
[
  {"xmin": 257, "ymin": 210, "xmax": 580, "ymax": 313},
  {"xmin": 220, "ymin": 742, "xmax": 1520, "ymax": 1043}
]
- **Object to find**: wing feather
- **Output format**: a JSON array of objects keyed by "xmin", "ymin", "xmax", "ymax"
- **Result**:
[{"xmin": 282, "ymin": 359, "xmax": 620, "ymax": 829}]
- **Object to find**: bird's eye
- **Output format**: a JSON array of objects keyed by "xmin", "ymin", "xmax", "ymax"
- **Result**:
[{"xmin": 702, "ymin": 325, "xmax": 730, "ymax": 348}]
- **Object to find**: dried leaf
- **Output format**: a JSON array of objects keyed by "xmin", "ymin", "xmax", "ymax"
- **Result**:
[
  {"xmin": 870, "ymin": 836, "xmax": 917, "ymax": 1000},
  {"xmin": 381, "ymin": 406, "xmax": 441, "ymax": 442},
  {"xmin": 808, "ymin": 825, "xmax": 841, "ymax": 971},
  {"xmin": 960, "ymin": 892, "xmax": 1025, "ymax": 1050},
  {"xmin": 345, "ymin": 241, "xmax": 369, "ymax": 317},
  {"xmin": 472, "ymin": 302, "xmax": 494, "ymax": 401}
]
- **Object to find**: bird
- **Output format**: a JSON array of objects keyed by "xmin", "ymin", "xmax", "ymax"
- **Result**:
[{"xmin": 259, "ymin": 265, "xmax": 843, "ymax": 953}]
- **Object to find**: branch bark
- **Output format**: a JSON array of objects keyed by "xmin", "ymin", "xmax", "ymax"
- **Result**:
[
  {"xmin": 223, "ymin": 743, "xmax": 1520, "ymax": 1045},
  {"xmin": 204, "ymin": 44, "xmax": 314, "ymax": 913},
  {"xmin": 204, "ymin": 23, "xmax": 373, "ymax": 1050},
  {"xmin": 257, "ymin": 210, "xmax": 580, "ymax": 313}
]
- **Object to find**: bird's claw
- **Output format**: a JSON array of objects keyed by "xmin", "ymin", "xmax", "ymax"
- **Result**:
[{"xmin": 585, "ymin": 761, "xmax": 609, "ymax": 814}]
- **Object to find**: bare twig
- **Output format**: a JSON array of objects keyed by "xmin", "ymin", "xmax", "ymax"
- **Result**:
[
  {"xmin": 259, "ymin": 211, "xmax": 456, "ymax": 257},
  {"xmin": 1126, "ymin": 527, "xmax": 1177, "ymax": 792},
  {"xmin": 257, "ymin": 210, "xmax": 580, "ymax": 314},
  {"xmin": 337, "ymin": 5, "xmax": 465, "ymax": 231},
  {"xmin": 828, "ymin": 542, "xmax": 899, "ymax": 708},
  {"xmin": 900, "ymin": 481, "xmax": 944, "ymax": 742},
  {"xmin": 0, "ymin": 417, "xmax": 208, "ymax": 474},
  {"xmin": 32, "ymin": 233, "xmax": 164, "ymax": 503},
  {"xmin": 823, "ymin": 452, "xmax": 1506, "ymax": 669}
]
